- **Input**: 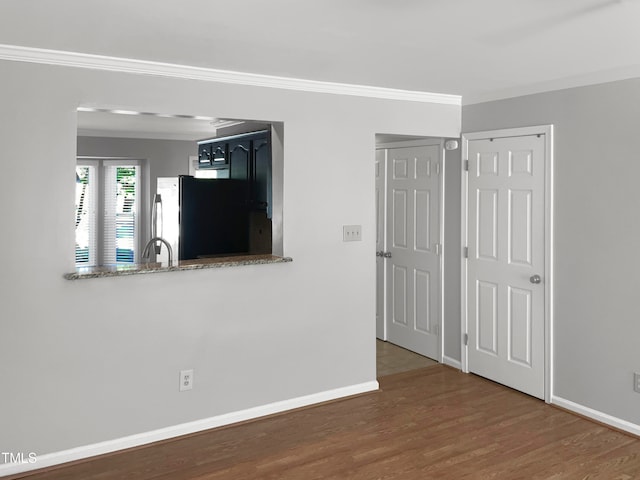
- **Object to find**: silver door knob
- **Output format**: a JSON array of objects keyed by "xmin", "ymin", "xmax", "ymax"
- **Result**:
[
  {"xmin": 530, "ymin": 274, "xmax": 541, "ymax": 284},
  {"xmin": 383, "ymin": 252, "xmax": 392, "ymax": 258},
  {"xmin": 376, "ymin": 251, "xmax": 383, "ymax": 257}
]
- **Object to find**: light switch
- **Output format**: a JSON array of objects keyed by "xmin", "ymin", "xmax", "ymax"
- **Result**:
[{"xmin": 343, "ymin": 225, "xmax": 362, "ymax": 242}]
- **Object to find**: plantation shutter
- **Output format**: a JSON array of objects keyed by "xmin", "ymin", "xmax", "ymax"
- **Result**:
[
  {"xmin": 75, "ymin": 165, "xmax": 98, "ymax": 266},
  {"xmin": 103, "ymin": 163, "xmax": 140, "ymax": 264}
]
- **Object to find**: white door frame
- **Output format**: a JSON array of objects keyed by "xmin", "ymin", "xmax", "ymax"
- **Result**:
[
  {"xmin": 376, "ymin": 139, "xmax": 446, "ymax": 363},
  {"xmin": 460, "ymin": 125, "xmax": 554, "ymax": 403}
]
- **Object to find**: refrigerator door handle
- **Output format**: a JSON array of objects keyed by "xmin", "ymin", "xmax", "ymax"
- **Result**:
[{"xmin": 152, "ymin": 194, "xmax": 163, "ymax": 254}]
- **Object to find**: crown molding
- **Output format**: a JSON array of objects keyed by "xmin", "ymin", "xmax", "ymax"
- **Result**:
[{"xmin": 0, "ymin": 44, "xmax": 461, "ymax": 106}]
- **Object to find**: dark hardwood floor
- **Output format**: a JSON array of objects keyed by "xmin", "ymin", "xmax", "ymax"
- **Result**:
[{"xmin": 6, "ymin": 366, "xmax": 640, "ymax": 479}]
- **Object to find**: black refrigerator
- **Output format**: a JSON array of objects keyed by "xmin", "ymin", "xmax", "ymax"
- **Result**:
[{"xmin": 155, "ymin": 176, "xmax": 249, "ymax": 261}]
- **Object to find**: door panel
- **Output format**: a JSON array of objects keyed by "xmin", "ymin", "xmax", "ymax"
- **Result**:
[
  {"xmin": 393, "ymin": 190, "xmax": 408, "ymax": 248},
  {"xmin": 477, "ymin": 189, "xmax": 498, "ymax": 260},
  {"xmin": 415, "ymin": 190, "xmax": 431, "ymax": 252},
  {"xmin": 414, "ymin": 269, "xmax": 431, "ymax": 333},
  {"xmin": 467, "ymin": 134, "xmax": 545, "ymax": 399},
  {"xmin": 477, "ymin": 280, "xmax": 498, "ymax": 355},
  {"xmin": 509, "ymin": 286, "xmax": 532, "ymax": 366},
  {"xmin": 393, "ymin": 265, "xmax": 408, "ymax": 326},
  {"xmin": 386, "ymin": 145, "xmax": 440, "ymax": 359},
  {"xmin": 509, "ymin": 190, "xmax": 532, "ymax": 266}
]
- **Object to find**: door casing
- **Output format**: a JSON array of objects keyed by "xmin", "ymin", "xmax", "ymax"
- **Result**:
[
  {"xmin": 461, "ymin": 125, "xmax": 554, "ymax": 403},
  {"xmin": 376, "ymin": 139, "xmax": 446, "ymax": 363}
]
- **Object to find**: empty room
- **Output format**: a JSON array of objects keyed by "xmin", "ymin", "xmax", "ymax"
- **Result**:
[{"xmin": 1, "ymin": 1, "xmax": 640, "ymax": 478}]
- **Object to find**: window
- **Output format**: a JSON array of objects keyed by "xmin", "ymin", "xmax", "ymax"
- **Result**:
[
  {"xmin": 75, "ymin": 159, "xmax": 142, "ymax": 267},
  {"xmin": 75, "ymin": 164, "xmax": 97, "ymax": 265}
]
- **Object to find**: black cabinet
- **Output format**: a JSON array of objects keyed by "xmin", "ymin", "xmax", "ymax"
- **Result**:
[
  {"xmin": 198, "ymin": 143, "xmax": 212, "ymax": 166},
  {"xmin": 211, "ymin": 143, "xmax": 227, "ymax": 164},
  {"xmin": 194, "ymin": 130, "xmax": 273, "ymax": 255},
  {"xmin": 228, "ymin": 139, "xmax": 251, "ymax": 182},
  {"xmin": 198, "ymin": 141, "xmax": 228, "ymax": 168},
  {"xmin": 251, "ymin": 133, "xmax": 272, "ymax": 216},
  {"xmin": 197, "ymin": 130, "xmax": 272, "ymax": 217}
]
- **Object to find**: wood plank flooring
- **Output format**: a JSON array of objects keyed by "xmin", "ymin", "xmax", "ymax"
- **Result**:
[
  {"xmin": 6, "ymin": 366, "xmax": 640, "ymax": 479},
  {"xmin": 376, "ymin": 339, "xmax": 438, "ymax": 377}
]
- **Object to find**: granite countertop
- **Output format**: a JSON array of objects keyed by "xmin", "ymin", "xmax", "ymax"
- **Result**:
[{"xmin": 64, "ymin": 254, "xmax": 293, "ymax": 280}]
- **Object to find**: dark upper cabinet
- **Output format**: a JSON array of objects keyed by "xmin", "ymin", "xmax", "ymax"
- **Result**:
[
  {"xmin": 211, "ymin": 143, "xmax": 227, "ymax": 165},
  {"xmin": 228, "ymin": 139, "xmax": 251, "ymax": 182},
  {"xmin": 198, "ymin": 143, "xmax": 212, "ymax": 166},
  {"xmin": 199, "ymin": 130, "xmax": 272, "ymax": 216},
  {"xmin": 252, "ymin": 133, "xmax": 272, "ymax": 217}
]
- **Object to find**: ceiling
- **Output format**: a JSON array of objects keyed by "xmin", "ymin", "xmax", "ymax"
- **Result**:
[
  {"xmin": 1, "ymin": 0, "xmax": 639, "ymax": 105},
  {"xmin": 76, "ymin": 110, "xmax": 265, "ymax": 142}
]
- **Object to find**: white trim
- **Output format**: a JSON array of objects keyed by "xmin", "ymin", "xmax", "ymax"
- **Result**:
[
  {"xmin": 442, "ymin": 355, "xmax": 462, "ymax": 370},
  {"xmin": 376, "ymin": 147, "xmax": 389, "ymax": 341},
  {"xmin": 462, "ymin": 125, "xmax": 553, "ymax": 142},
  {"xmin": 438, "ymin": 140, "xmax": 446, "ymax": 364},
  {"xmin": 0, "ymin": 380, "xmax": 379, "ymax": 477},
  {"xmin": 0, "ymin": 44, "xmax": 461, "ymax": 106},
  {"xmin": 460, "ymin": 125, "xmax": 554, "ymax": 403},
  {"xmin": 376, "ymin": 139, "xmax": 443, "ymax": 150},
  {"xmin": 460, "ymin": 137, "xmax": 469, "ymax": 374},
  {"xmin": 552, "ymin": 396, "xmax": 640, "ymax": 438},
  {"xmin": 544, "ymin": 126, "xmax": 555, "ymax": 404}
]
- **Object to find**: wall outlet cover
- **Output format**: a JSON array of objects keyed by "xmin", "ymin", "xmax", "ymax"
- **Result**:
[{"xmin": 180, "ymin": 369, "xmax": 194, "ymax": 392}]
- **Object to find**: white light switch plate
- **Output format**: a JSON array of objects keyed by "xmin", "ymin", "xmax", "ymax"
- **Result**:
[{"xmin": 343, "ymin": 225, "xmax": 362, "ymax": 242}]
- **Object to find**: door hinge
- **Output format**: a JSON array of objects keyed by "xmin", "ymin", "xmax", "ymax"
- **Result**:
[
  {"xmin": 463, "ymin": 333, "xmax": 468, "ymax": 346},
  {"xmin": 435, "ymin": 243, "xmax": 442, "ymax": 256},
  {"xmin": 434, "ymin": 324, "xmax": 440, "ymax": 336},
  {"xmin": 436, "ymin": 162, "xmax": 441, "ymax": 176},
  {"xmin": 463, "ymin": 246, "xmax": 468, "ymax": 258},
  {"xmin": 464, "ymin": 159, "xmax": 469, "ymax": 171}
]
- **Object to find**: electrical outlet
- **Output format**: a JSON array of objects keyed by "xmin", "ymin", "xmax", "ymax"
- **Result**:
[
  {"xmin": 343, "ymin": 225, "xmax": 362, "ymax": 242},
  {"xmin": 180, "ymin": 369, "xmax": 194, "ymax": 392},
  {"xmin": 634, "ymin": 372, "xmax": 640, "ymax": 393}
]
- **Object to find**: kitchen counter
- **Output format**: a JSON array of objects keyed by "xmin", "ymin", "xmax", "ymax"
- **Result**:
[{"xmin": 64, "ymin": 254, "xmax": 293, "ymax": 280}]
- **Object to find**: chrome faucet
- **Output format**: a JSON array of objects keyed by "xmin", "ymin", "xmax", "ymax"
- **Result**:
[{"xmin": 142, "ymin": 237, "xmax": 173, "ymax": 266}]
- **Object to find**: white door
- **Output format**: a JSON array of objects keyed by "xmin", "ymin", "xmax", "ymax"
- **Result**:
[
  {"xmin": 385, "ymin": 145, "xmax": 440, "ymax": 359},
  {"xmin": 466, "ymin": 134, "xmax": 546, "ymax": 399},
  {"xmin": 375, "ymin": 149, "xmax": 386, "ymax": 340}
]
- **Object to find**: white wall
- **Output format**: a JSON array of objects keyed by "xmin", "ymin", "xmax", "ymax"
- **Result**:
[
  {"xmin": 463, "ymin": 77, "xmax": 640, "ymax": 427},
  {"xmin": 0, "ymin": 59, "xmax": 460, "ymax": 462},
  {"xmin": 77, "ymin": 135, "xmax": 196, "ymax": 190}
]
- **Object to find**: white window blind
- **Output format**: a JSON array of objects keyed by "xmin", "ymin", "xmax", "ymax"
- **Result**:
[
  {"xmin": 103, "ymin": 164, "xmax": 140, "ymax": 264},
  {"xmin": 75, "ymin": 165, "xmax": 97, "ymax": 266},
  {"xmin": 75, "ymin": 159, "xmax": 143, "ymax": 267}
]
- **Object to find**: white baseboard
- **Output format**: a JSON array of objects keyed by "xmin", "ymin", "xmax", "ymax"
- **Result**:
[
  {"xmin": 0, "ymin": 380, "xmax": 379, "ymax": 477},
  {"xmin": 442, "ymin": 355, "xmax": 462, "ymax": 370},
  {"xmin": 552, "ymin": 395, "xmax": 640, "ymax": 437}
]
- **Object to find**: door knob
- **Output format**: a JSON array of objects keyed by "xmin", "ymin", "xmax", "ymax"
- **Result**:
[
  {"xmin": 383, "ymin": 252, "xmax": 392, "ymax": 258},
  {"xmin": 376, "ymin": 251, "xmax": 383, "ymax": 257},
  {"xmin": 529, "ymin": 274, "xmax": 542, "ymax": 284}
]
